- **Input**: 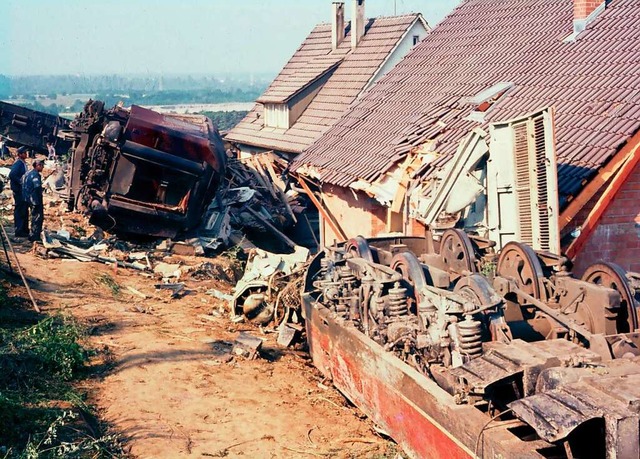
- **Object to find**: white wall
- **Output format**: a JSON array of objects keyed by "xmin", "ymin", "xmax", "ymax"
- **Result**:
[{"xmin": 369, "ymin": 20, "xmax": 429, "ymax": 87}]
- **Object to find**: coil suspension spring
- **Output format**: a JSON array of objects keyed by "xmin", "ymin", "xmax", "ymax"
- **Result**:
[
  {"xmin": 458, "ymin": 315, "xmax": 483, "ymax": 359},
  {"xmin": 339, "ymin": 266, "xmax": 356, "ymax": 285},
  {"xmin": 319, "ymin": 258, "xmax": 330, "ymax": 278},
  {"xmin": 388, "ymin": 282, "xmax": 409, "ymax": 318}
]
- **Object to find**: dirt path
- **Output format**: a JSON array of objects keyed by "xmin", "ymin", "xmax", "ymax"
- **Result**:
[{"xmin": 10, "ymin": 243, "xmax": 397, "ymax": 459}]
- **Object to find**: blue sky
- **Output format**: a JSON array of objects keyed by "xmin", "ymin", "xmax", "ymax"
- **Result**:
[{"xmin": 0, "ymin": 0, "xmax": 462, "ymax": 76}]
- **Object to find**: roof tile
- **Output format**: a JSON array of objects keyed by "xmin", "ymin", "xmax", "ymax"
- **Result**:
[
  {"xmin": 293, "ymin": 0, "xmax": 640, "ymax": 203},
  {"xmin": 226, "ymin": 14, "xmax": 423, "ymax": 153}
]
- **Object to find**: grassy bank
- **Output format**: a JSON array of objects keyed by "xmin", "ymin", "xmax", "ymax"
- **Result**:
[{"xmin": 0, "ymin": 281, "xmax": 124, "ymax": 458}]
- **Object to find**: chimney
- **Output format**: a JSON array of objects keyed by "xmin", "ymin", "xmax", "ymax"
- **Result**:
[
  {"xmin": 573, "ymin": 0, "xmax": 606, "ymax": 36},
  {"xmin": 332, "ymin": 2, "xmax": 345, "ymax": 51},
  {"xmin": 351, "ymin": 0, "xmax": 365, "ymax": 50}
]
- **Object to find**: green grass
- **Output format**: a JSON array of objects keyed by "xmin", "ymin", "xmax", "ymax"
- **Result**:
[{"xmin": 0, "ymin": 281, "xmax": 126, "ymax": 458}]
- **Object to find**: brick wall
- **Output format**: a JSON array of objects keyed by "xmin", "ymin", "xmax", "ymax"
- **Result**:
[
  {"xmin": 574, "ymin": 0, "xmax": 604, "ymax": 20},
  {"xmin": 409, "ymin": 218, "xmax": 427, "ymax": 237},
  {"xmin": 573, "ymin": 160, "xmax": 640, "ymax": 275}
]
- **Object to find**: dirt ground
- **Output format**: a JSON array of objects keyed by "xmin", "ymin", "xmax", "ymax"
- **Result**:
[{"xmin": 4, "ymin": 218, "xmax": 398, "ymax": 458}]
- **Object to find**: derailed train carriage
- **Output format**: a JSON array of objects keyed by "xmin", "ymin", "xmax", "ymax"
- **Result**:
[
  {"xmin": 62, "ymin": 100, "xmax": 226, "ymax": 237},
  {"xmin": 302, "ymin": 231, "xmax": 640, "ymax": 458},
  {"xmin": 0, "ymin": 101, "xmax": 71, "ymax": 153}
]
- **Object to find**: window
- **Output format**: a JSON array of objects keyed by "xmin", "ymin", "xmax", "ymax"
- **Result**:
[
  {"xmin": 412, "ymin": 35, "xmax": 420, "ymax": 46},
  {"xmin": 263, "ymin": 103, "xmax": 290, "ymax": 129}
]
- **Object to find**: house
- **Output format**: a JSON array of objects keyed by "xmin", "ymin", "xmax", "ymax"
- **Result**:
[
  {"xmin": 291, "ymin": 0, "xmax": 640, "ymax": 274},
  {"xmin": 225, "ymin": 0, "xmax": 429, "ymax": 159}
]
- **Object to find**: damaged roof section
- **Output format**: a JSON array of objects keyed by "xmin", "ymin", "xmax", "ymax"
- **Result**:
[
  {"xmin": 226, "ymin": 12, "xmax": 428, "ymax": 154},
  {"xmin": 292, "ymin": 0, "xmax": 640, "ymax": 207}
]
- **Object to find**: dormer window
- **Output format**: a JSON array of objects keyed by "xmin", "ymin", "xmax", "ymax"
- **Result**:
[{"xmin": 264, "ymin": 103, "xmax": 290, "ymax": 129}]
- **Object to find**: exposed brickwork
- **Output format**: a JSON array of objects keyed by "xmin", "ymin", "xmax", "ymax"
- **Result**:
[
  {"xmin": 573, "ymin": 160, "xmax": 640, "ymax": 275},
  {"xmin": 321, "ymin": 185, "xmax": 387, "ymax": 244},
  {"xmin": 574, "ymin": 0, "xmax": 605, "ymax": 20}
]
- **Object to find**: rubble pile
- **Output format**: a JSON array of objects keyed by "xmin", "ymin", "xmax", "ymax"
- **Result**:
[
  {"xmin": 2, "ymin": 103, "xmax": 315, "ymax": 349},
  {"xmin": 205, "ymin": 151, "xmax": 307, "ymax": 253}
]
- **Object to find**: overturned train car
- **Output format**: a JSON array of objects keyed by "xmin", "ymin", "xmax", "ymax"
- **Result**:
[
  {"xmin": 64, "ymin": 100, "xmax": 226, "ymax": 237},
  {"xmin": 303, "ymin": 232, "xmax": 640, "ymax": 459},
  {"xmin": 0, "ymin": 101, "xmax": 71, "ymax": 153}
]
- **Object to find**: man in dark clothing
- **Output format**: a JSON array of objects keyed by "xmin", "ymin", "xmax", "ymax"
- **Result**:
[
  {"xmin": 22, "ymin": 160, "xmax": 44, "ymax": 242},
  {"xmin": 9, "ymin": 147, "xmax": 28, "ymax": 237},
  {"xmin": 0, "ymin": 136, "xmax": 8, "ymax": 160}
]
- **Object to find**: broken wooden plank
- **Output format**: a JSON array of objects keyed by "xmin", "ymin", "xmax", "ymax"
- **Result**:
[
  {"xmin": 251, "ymin": 157, "xmax": 279, "ymax": 201},
  {"xmin": 246, "ymin": 207, "xmax": 297, "ymax": 249},
  {"xmin": 296, "ymin": 175, "xmax": 348, "ymax": 241}
]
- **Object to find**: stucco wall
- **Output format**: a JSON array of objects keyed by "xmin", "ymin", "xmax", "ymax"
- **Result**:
[
  {"xmin": 369, "ymin": 20, "xmax": 429, "ymax": 88},
  {"xmin": 320, "ymin": 184, "xmax": 426, "ymax": 244}
]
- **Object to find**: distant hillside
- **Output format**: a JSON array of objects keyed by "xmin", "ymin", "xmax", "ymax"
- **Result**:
[{"xmin": 200, "ymin": 110, "xmax": 248, "ymax": 131}]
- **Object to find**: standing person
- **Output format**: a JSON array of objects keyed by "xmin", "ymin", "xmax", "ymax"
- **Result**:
[
  {"xmin": 9, "ymin": 147, "xmax": 29, "ymax": 237},
  {"xmin": 22, "ymin": 160, "xmax": 44, "ymax": 242},
  {"xmin": 46, "ymin": 141, "xmax": 56, "ymax": 161},
  {"xmin": 0, "ymin": 136, "xmax": 7, "ymax": 160}
]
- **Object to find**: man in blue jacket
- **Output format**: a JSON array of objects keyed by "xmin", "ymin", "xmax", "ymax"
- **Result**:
[
  {"xmin": 9, "ymin": 147, "xmax": 28, "ymax": 237},
  {"xmin": 22, "ymin": 160, "xmax": 44, "ymax": 243}
]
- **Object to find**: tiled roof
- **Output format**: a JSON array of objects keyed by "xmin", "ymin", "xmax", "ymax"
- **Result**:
[
  {"xmin": 257, "ymin": 54, "xmax": 344, "ymax": 104},
  {"xmin": 292, "ymin": 0, "xmax": 640, "ymax": 206},
  {"xmin": 226, "ymin": 14, "xmax": 423, "ymax": 154}
]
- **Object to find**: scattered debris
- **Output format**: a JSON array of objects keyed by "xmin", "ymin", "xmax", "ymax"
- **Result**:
[
  {"xmin": 232, "ymin": 246, "xmax": 309, "ymax": 330},
  {"xmin": 153, "ymin": 262, "xmax": 182, "ymax": 280},
  {"xmin": 277, "ymin": 322, "xmax": 298, "ymax": 347},
  {"xmin": 126, "ymin": 286, "xmax": 148, "ymax": 299},
  {"xmin": 155, "ymin": 282, "xmax": 186, "ymax": 299},
  {"xmin": 206, "ymin": 289, "xmax": 234, "ymax": 302},
  {"xmin": 233, "ymin": 331, "xmax": 263, "ymax": 359}
]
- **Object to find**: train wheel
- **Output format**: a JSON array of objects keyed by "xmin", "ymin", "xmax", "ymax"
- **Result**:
[
  {"xmin": 582, "ymin": 261, "xmax": 639, "ymax": 333},
  {"xmin": 345, "ymin": 236, "xmax": 375, "ymax": 263},
  {"xmin": 391, "ymin": 252, "xmax": 428, "ymax": 311},
  {"xmin": 496, "ymin": 241, "xmax": 546, "ymax": 301},
  {"xmin": 440, "ymin": 229, "xmax": 478, "ymax": 276}
]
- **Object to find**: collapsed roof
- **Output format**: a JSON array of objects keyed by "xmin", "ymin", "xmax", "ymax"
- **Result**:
[{"xmin": 292, "ymin": 0, "xmax": 640, "ymax": 208}]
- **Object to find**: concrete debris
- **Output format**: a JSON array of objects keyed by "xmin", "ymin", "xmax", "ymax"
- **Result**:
[
  {"xmin": 206, "ymin": 289, "xmax": 234, "ymax": 302},
  {"xmin": 277, "ymin": 322, "xmax": 298, "ymax": 347},
  {"xmin": 171, "ymin": 242, "xmax": 197, "ymax": 256},
  {"xmin": 233, "ymin": 331, "xmax": 263, "ymax": 359},
  {"xmin": 153, "ymin": 262, "xmax": 182, "ymax": 280},
  {"xmin": 156, "ymin": 240, "xmax": 170, "ymax": 251}
]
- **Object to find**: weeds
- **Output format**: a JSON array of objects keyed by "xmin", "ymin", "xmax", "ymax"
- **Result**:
[
  {"xmin": 93, "ymin": 274, "xmax": 121, "ymax": 298},
  {"xmin": 0, "ymin": 280, "xmax": 126, "ymax": 458},
  {"xmin": 11, "ymin": 315, "xmax": 86, "ymax": 381},
  {"xmin": 18, "ymin": 410, "xmax": 124, "ymax": 459}
]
